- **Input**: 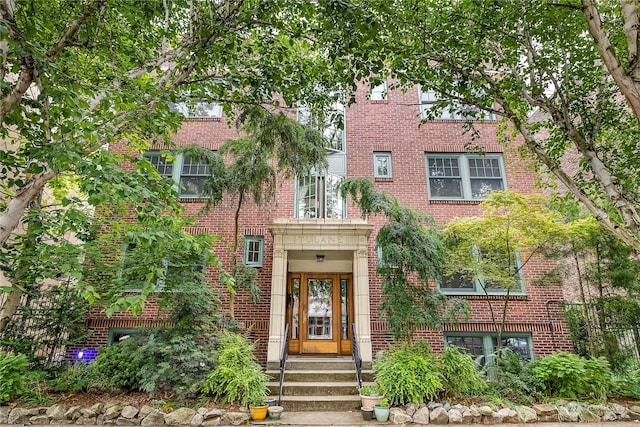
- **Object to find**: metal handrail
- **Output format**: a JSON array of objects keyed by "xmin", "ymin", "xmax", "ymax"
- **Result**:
[
  {"xmin": 352, "ymin": 323, "xmax": 363, "ymax": 390},
  {"xmin": 278, "ymin": 323, "xmax": 290, "ymax": 405}
]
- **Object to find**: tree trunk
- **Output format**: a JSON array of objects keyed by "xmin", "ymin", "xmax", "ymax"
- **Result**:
[{"xmin": 0, "ymin": 170, "xmax": 56, "ymax": 245}]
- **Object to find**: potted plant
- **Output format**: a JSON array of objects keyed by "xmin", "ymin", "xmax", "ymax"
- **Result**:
[
  {"xmin": 267, "ymin": 405, "xmax": 284, "ymax": 419},
  {"xmin": 359, "ymin": 384, "xmax": 383, "ymax": 408},
  {"xmin": 248, "ymin": 399, "xmax": 269, "ymax": 421},
  {"xmin": 374, "ymin": 398, "xmax": 390, "ymax": 422},
  {"xmin": 361, "ymin": 406, "xmax": 374, "ymax": 421}
]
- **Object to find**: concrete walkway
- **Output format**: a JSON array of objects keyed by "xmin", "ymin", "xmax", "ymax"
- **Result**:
[{"xmin": 251, "ymin": 411, "xmax": 640, "ymax": 426}]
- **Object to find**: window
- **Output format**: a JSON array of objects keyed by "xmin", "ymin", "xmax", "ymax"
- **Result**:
[
  {"xmin": 420, "ymin": 88, "xmax": 495, "ymax": 121},
  {"xmin": 445, "ymin": 333, "xmax": 533, "ymax": 365},
  {"xmin": 295, "ymin": 173, "xmax": 346, "ymax": 219},
  {"xmin": 370, "ymin": 80, "xmax": 387, "ymax": 101},
  {"xmin": 426, "ymin": 153, "xmax": 506, "ymax": 200},
  {"xmin": 143, "ymin": 151, "xmax": 212, "ymax": 198},
  {"xmin": 244, "ymin": 236, "xmax": 264, "ymax": 267},
  {"xmin": 439, "ymin": 250, "xmax": 524, "ymax": 295},
  {"xmin": 297, "ymin": 104, "xmax": 345, "ymax": 152},
  {"xmin": 108, "ymin": 328, "xmax": 137, "ymax": 345},
  {"xmin": 374, "ymin": 152, "xmax": 392, "ymax": 178},
  {"xmin": 120, "ymin": 241, "xmax": 206, "ymax": 292},
  {"xmin": 169, "ymin": 100, "xmax": 222, "ymax": 119}
]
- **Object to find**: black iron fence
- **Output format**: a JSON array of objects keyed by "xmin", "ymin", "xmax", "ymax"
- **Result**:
[
  {"xmin": 565, "ymin": 300, "xmax": 640, "ymax": 364},
  {"xmin": 0, "ymin": 283, "xmax": 89, "ymax": 366}
]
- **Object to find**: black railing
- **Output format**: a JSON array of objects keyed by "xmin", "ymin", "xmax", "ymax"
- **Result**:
[
  {"xmin": 278, "ymin": 323, "xmax": 290, "ymax": 405},
  {"xmin": 352, "ymin": 323, "xmax": 363, "ymax": 390}
]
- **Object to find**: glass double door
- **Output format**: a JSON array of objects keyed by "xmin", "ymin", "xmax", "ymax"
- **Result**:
[{"xmin": 286, "ymin": 273, "xmax": 353, "ymax": 355}]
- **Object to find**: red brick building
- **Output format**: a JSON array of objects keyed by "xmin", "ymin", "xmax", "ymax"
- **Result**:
[{"xmin": 79, "ymin": 81, "xmax": 573, "ymax": 366}]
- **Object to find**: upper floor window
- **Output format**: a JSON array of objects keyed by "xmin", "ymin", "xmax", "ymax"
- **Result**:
[
  {"xmin": 370, "ymin": 80, "xmax": 388, "ymax": 101},
  {"xmin": 426, "ymin": 153, "xmax": 506, "ymax": 200},
  {"xmin": 297, "ymin": 104, "xmax": 345, "ymax": 152},
  {"xmin": 143, "ymin": 151, "xmax": 212, "ymax": 198},
  {"xmin": 420, "ymin": 88, "xmax": 495, "ymax": 121},
  {"xmin": 295, "ymin": 173, "xmax": 346, "ymax": 219},
  {"xmin": 374, "ymin": 152, "xmax": 392, "ymax": 178},
  {"xmin": 244, "ymin": 236, "xmax": 264, "ymax": 267},
  {"xmin": 169, "ymin": 100, "xmax": 222, "ymax": 119}
]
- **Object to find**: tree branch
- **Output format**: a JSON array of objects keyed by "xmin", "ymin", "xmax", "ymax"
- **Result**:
[{"xmin": 582, "ymin": 0, "xmax": 640, "ymax": 120}]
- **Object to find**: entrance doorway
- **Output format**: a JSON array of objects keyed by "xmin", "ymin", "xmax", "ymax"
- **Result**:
[{"xmin": 286, "ymin": 273, "xmax": 353, "ymax": 355}]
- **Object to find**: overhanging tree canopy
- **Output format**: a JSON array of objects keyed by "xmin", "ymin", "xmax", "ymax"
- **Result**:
[
  {"xmin": 366, "ymin": 0, "xmax": 640, "ymax": 252},
  {"xmin": 0, "ymin": 0, "xmax": 382, "ymax": 330}
]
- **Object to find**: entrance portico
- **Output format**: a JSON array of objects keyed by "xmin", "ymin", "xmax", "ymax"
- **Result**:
[{"xmin": 266, "ymin": 218, "xmax": 373, "ymax": 367}]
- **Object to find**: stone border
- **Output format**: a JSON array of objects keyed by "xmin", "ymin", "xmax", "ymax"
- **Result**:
[{"xmin": 1, "ymin": 400, "xmax": 639, "ymax": 425}]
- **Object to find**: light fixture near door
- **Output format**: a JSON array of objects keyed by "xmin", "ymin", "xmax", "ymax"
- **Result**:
[{"xmin": 316, "ymin": 254, "xmax": 325, "ymax": 262}]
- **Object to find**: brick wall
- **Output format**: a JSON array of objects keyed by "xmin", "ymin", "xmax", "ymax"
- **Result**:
[{"xmin": 76, "ymin": 81, "xmax": 573, "ymax": 364}]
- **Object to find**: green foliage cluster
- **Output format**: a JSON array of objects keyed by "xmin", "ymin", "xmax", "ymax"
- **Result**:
[
  {"xmin": 439, "ymin": 345, "xmax": 486, "ymax": 398},
  {"xmin": 340, "ymin": 178, "xmax": 469, "ymax": 342},
  {"xmin": 0, "ymin": 351, "xmax": 28, "ymax": 403},
  {"xmin": 373, "ymin": 341, "xmax": 443, "ymax": 406},
  {"xmin": 483, "ymin": 349, "xmax": 542, "ymax": 405},
  {"xmin": 526, "ymin": 351, "xmax": 612, "ymax": 399},
  {"xmin": 358, "ymin": 384, "xmax": 382, "ymax": 396},
  {"xmin": 202, "ymin": 332, "xmax": 269, "ymax": 407},
  {"xmin": 611, "ymin": 361, "xmax": 640, "ymax": 399}
]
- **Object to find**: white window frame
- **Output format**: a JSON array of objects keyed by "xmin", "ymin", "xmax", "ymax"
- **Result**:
[
  {"xmin": 419, "ymin": 88, "xmax": 495, "ymax": 121},
  {"xmin": 373, "ymin": 152, "xmax": 392, "ymax": 178},
  {"xmin": 444, "ymin": 332, "xmax": 534, "ymax": 365},
  {"xmin": 244, "ymin": 236, "xmax": 264, "ymax": 267},
  {"xmin": 297, "ymin": 103, "xmax": 346, "ymax": 153},
  {"xmin": 169, "ymin": 100, "xmax": 222, "ymax": 119},
  {"xmin": 294, "ymin": 172, "xmax": 346, "ymax": 219},
  {"xmin": 143, "ymin": 151, "xmax": 212, "ymax": 198},
  {"xmin": 425, "ymin": 153, "xmax": 507, "ymax": 201},
  {"xmin": 370, "ymin": 80, "xmax": 388, "ymax": 101}
]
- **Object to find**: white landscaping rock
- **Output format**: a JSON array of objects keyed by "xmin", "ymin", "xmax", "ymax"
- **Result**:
[
  {"xmin": 390, "ymin": 407, "xmax": 413, "ymax": 425},
  {"xmin": 430, "ymin": 406, "xmax": 449, "ymax": 424},
  {"xmin": 413, "ymin": 407, "xmax": 430, "ymax": 425}
]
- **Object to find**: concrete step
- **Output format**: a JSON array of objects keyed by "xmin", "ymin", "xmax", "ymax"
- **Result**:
[
  {"xmin": 285, "ymin": 357, "xmax": 355, "ymax": 371},
  {"xmin": 268, "ymin": 381, "xmax": 359, "ymax": 396},
  {"xmin": 277, "ymin": 394, "xmax": 362, "ymax": 412},
  {"xmin": 267, "ymin": 369, "xmax": 357, "ymax": 382},
  {"xmin": 267, "ymin": 369, "xmax": 375, "ymax": 384}
]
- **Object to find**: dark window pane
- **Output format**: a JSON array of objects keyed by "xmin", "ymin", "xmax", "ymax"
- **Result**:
[{"xmin": 440, "ymin": 272, "xmax": 474, "ymax": 289}]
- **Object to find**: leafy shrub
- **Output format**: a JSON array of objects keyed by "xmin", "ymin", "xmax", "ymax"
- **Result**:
[
  {"xmin": 373, "ymin": 340, "xmax": 443, "ymax": 406},
  {"xmin": 91, "ymin": 338, "xmax": 144, "ymax": 391},
  {"xmin": 0, "ymin": 351, "xmax": 28, "ymax": 403},
  {"xmin": 439, "ymin": 345, "xmax": 486, "ymax": 398},
  {"xmin": 526, "ymin": 351, "xmax": 612, "ymax": 399},
  {"xmin": 202, "ymin": 332, "xmax": 269, "ymax": 407},
  {"xmin": 132, "ymin": 329, "xmax": 218, "ymax": 397},
  {"xmin": 484, "ymin": 349, "xmax": 542, "ymax": 405},
  {"xmin": 611, "ymin": 360, "xmax": 640, "ymax": 399}
]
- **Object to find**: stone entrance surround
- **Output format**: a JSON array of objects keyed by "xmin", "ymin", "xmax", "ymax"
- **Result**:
[{"xmin": 266, "ymin": 218, "xmax": 373, "ymax": 367}]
